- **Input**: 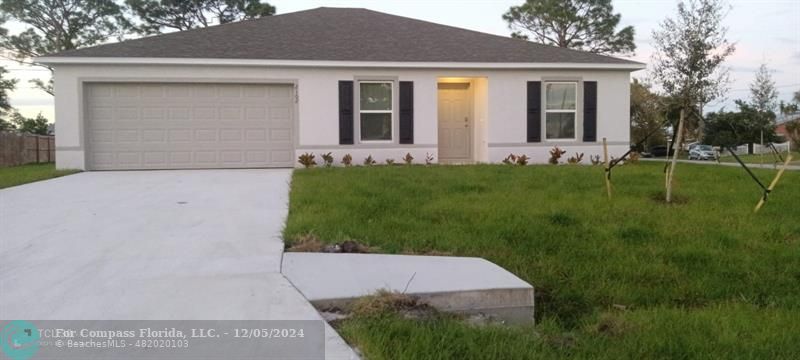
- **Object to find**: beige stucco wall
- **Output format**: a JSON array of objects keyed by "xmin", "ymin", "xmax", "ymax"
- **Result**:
[{"xmin": 52, "ymin": 64, "xmax": 633, "ymax": 169}]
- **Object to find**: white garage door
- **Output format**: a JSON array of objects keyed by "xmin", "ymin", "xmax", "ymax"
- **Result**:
[{"xmin": 85, "ymin": 82, "xmax": 295, "ymax": 170}]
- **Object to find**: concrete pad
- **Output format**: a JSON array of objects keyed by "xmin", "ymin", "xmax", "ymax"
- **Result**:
[
  {"xmin": 0, "ymin": 170, "xmax": 358, "ymax": 359},
  {"xmin": 282, "ymin": 253, "xmax": 535, "ymax": 324}
]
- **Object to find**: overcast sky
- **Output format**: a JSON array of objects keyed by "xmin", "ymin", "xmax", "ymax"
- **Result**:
[{"xmin": 4, "ymin": 0, "xmax": 799, "ymax": 121}]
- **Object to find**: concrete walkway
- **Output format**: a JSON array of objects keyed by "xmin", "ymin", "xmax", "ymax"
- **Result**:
[
  {"xmin": 641, "ymin": 158, "xmax": 800, "ymax": 170},
  {"xmin": 284, "ymin": 253, "xmax": 535, "ymax": 324},
  {"xmin": 0, "ymin": 170, "xmax": 357, "ymax": 359}
]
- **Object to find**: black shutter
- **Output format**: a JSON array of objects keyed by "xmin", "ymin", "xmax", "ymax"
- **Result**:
[
  {"xmin": 527, "ymin": 81, "xmax": 542, "ymax": 142},
  {"xmin": 338, "ymin": 81, "xmax": 354, "ymax": 145},
  {"xmin": 399, "ymin": 81, "xmax": 414, "ymax": 144},
  {"xmin": 583, "ymin": 81, "xmax": 597, "ymax": 142}
]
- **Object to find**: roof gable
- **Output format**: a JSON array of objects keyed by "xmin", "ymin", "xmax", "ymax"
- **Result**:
[{"xmin": 46, "ymin": 7, "xmax": 642, "ymax": 66}]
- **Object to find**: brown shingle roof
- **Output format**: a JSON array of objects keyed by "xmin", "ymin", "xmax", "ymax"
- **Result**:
[{"xmin": 48, "ymin": 7, "xmax": 641, "ymax": 65}]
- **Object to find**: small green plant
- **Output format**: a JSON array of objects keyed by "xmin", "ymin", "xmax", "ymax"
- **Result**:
[
  {"xmin": 425, "ymin": 153, "xmax": 434, "ymax": 165},
  {"xmin": 298, "ymin": 153, "xmax": 316, "ymax": 168},
  {"xmin": 364, "ymin": 155, "xmax": 376, "ymax": 166},
  {"xmin": 567, "ymin": 152, "xmax": 584, "ymax": 164},
  {"xmin": 590, "ymin": 155, "xmax": 602, "ymax": 165},
  {"xmin": 502, "ymin": 154, "xmax": 517, "ymax": 165},
  {"xmin": 516, "ymin": 154, "xmax": 530, "ymax": 166},
  {"xmin": 403, "ymin": 153, "xmax": 414, "ymax": 165},
  {"xmin": 548, "ymin": 146, "xmax": 567, "ymax": 164},
  {"xmin": 341, "ymin": 154, "xmax": 353, "ymax": 167},
  {"xmin": 385, "ymin": 158, "xmax": 395, "ymax": 165},
  {"xmin": 321, "ymin": 152, "xmax": 334, "ymax": 167}
]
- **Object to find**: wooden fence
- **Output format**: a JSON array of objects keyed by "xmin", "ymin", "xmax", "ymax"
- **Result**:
[{"xmin": 0, "ymin": 131, "xmax": 55, "ymax": 167}]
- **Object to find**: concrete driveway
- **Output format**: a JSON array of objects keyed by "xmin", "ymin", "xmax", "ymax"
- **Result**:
[{"xmin": 0, "ymin": 170, "xmax": 356, "ymax": 359}]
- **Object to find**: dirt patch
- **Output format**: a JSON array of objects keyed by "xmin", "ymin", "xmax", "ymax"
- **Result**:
[
  {"xmin": 592, "ymin": 313, "xmax": 634, "ymax": 337},
  {"xmin": 286, "ymin": 234, "xmax": 377, "ymax": 253},
  {"xmin": 649, "ymin": 191, "xmax": 690, "ymax": 205},
  {"xmin": 350, "ymin": 290, "xmax": 436, "ymax": 319}
]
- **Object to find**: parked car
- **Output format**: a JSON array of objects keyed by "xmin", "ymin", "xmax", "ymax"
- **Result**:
[
  {"xmin": 688, "ymin": 144, "xmax": 717, "ymax": 160},
  {"xmin": 646, "ymin": 145, "xmax": 674, "ymax": 158}
]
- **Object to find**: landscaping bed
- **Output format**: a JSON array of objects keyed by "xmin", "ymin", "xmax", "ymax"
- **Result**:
[{"xmin": 284, "ymin": 162, "xmax": 800, "ymax": 359}]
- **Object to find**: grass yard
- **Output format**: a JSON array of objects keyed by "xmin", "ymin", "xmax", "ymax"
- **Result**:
[
  {"xmin": 0, "ymin": 163, "xmax": 79, "ymax": 189},
  {"xmin": 285, "ymin": 162, "xmax": 800, "ymax": 359},
  {"xmin": 718, "ymin": 150, "xmax": 800, "ymax": 166}
]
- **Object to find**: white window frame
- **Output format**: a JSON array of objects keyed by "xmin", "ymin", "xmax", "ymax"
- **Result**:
[
  {"xmin": 544, "ymin": 82, "xmax": 578, "ymax": 141},
  {"xmin": 358, "ymin": 80, "xmax": 394, "ymax": 143}
]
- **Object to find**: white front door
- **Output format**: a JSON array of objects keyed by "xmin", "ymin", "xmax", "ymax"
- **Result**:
[{"xmin": 438, "ymin": 83, "xmax": 472, "ymax": 161}]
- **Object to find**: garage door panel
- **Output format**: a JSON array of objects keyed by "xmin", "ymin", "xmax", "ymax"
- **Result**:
[{"xmin": 85, "ymin": 82, "xmax": 295, "ymax": 170}]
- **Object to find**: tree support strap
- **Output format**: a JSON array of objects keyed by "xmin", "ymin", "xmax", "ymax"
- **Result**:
[
  {"xmin": 767, "ymin": 143, "xmax": 784, "ymax": 163},
  {"xmin": 754, "ymin": 153, "xmax": 794, "ymax": 213},
  {"xmin": 607, "ymin": 117, "xmax": 671, "ymax": 180},
  {"xmin": 726, "ymin": 146, "xmax": 769, "ymax": 193}
]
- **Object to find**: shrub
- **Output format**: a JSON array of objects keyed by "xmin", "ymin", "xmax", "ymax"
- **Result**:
[
  {"xmin": 567, "ymin": 152, "xmax": 584, "ymax": 164},
  {"xmin": 548, "ymin": 146, "xmax": 567, "ymax": 164},
  {"xmin": 363, "ymin": 155, "xmax": 376, "ymax": 166},
  {"xmin": 403, "ymin": 153, "xmax": 414, "ymax": 165},
  {"xmin": 321, "ymin": 152, "xmax": 334, "ymax": 167},
  {"xmin": 385, "ymin": 158, "xmax": 395, "ymax": 165},
  {"xmin": 425, "ymin": 153, "xmax": 434, "ymax": 165},
  {"xmin": 516, "ymin": 154, "xmax": 530, "ymax": 166},
  {"xmin": 298, "ymin": 153, "xmax": 316, "ymax": 168},
  {"xmin": 341, "ymin": 154, "xmax": 353, "ymax": 167},
  {"xmin": 502, "ymin": 154, "xmax": 517, "ymax": 165},
  {"xmin": 590, "ymin": 155, "xmax": 602, "ymax": 165}
]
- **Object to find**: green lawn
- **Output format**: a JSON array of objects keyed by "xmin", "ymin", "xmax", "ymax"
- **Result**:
[
  {"xmin": 718, "ymin": 150, "xmax": 800, "ymax": 166},
  {"xmin": 0, "ymin": 163, "xmax": 79, "ymax": 189},
  {"xmin": 285, "ymin": 162, "xmax": 800, "ymax": 359}
]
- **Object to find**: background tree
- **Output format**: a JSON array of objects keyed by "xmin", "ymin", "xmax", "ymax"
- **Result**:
[
  {"xmin": 10, "ymin": 111, "xmax": 48, "ymax": 135},
  {"xmin": 503, "ymin": 0, "xmax": 635, "ymax": 56},
  {"xmin": 630, "ymin": 79, "xmax": 667, "ymax": 150},
  {"xmin": 651, "ymin": 0, "xmax": 735, "ymax": 202},
  {"xmin": 126, "ymin": 0, "xmax": 275, "ymax": 34},
  {"xmin": 0, "ymin": 0, "xmax": 129, "ymax": 95},
  {"xmin": 747, "ymin": 63, "xmax": 778, "ymax": 152},
  {"xmin": 0, "ymin": 66, "xmax": 17, "ymax": 131},
  {"xmin": 750, "ymin": 63, "xmax": 778, "ymax": 114},
  {"xmin": 703, "ymin": 100, "xmax": 778, "ymax": 149}
]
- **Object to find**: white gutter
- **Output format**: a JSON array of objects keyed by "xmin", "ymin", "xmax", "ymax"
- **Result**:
[{"xmin": 35, "ymin": 56, "xmax": 646, "ymax": 71}]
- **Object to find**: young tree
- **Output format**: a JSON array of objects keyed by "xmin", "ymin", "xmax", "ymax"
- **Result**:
[
  {"xmin": 651, "ymin": 0, "xmax": 735, "ymax": 202},
  {"xmin": 0, "ymin": 66, "xmax": 18, "ymax": 130},
  {"xmin": 0, "ymin": 0, "xmax": 129, "ymax": 95},
  {"xmin": 750, "ymin": 63, "xmax": 778, "ymax": 114},
  {"xmin": 126, "ymin": 0, "xmax": 276, "ymax": 34},
  {"xmin": 630, "ymin": 79, "xmax": 667, "ymax": 150},
  {"xmin": 503, "ymin": 0, "xmax": 635, "ymax": 56},
  {"xmin": 747, "ymin": 63, "xmax": 778, "ymax": 153}
]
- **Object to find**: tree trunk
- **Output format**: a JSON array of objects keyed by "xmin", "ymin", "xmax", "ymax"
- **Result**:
[{"xmin": 666, "ymin": 107, "xmax": 686, "ymax": 203}]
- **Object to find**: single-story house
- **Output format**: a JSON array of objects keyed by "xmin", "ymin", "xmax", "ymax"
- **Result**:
[
  {"xmin": 775, "ymin": 112, "xmax": 799, "ymax": 142},
  {"xmin": 38, "ymin": 7, "xmax": 644, "ymax": 170}
]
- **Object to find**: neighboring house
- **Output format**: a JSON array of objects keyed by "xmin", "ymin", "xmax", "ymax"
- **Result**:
[
  {"xmin": 38, "ymin": 7, "xmax": 643, "ymax": 170},
  {"xmin": 775, "ymin": 112, "xmax": 799, "ymax": 141}
]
